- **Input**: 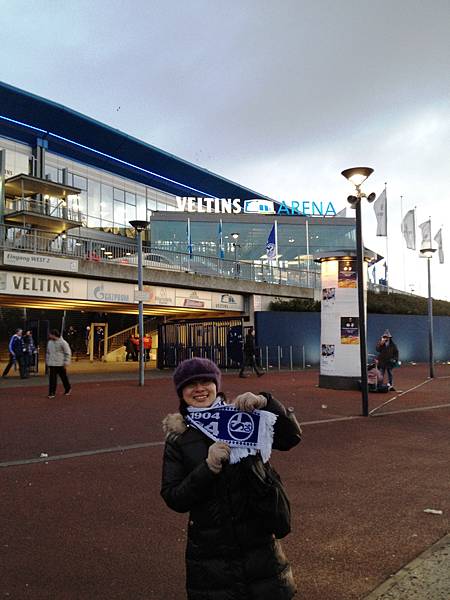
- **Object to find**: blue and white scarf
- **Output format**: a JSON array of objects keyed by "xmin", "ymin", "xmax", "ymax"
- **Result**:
[{"xmin": 186, "ymin": 397, "xmax": 277, "ymax": 464}]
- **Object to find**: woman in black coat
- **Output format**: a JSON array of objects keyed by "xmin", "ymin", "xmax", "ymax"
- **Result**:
[
  {"xmin": 376, "ymin": 329, "xmax": 399, "ymax": 390},
  {"xmin": 161, "ymin": 357, "xmax": 302, "ymax": 600}
]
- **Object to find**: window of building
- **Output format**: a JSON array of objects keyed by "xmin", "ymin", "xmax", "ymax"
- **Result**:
[
  {"xmin": 125, "ymin": 191, "xmax": 136, "ymax": 206},
  {"xmin": 114, "ymin": 200, "xmax": 126, "ymax": 226},
  {"xmin": 113, "ymin": 187, "xmax": 125, "ymax": 202},
  {"xmin": 101, "ymin": 184, "xmax": 114, "ymax": 222},
  {"xmin": 73, "ymin": 174, "xmax": 88, "ymax": 191}
]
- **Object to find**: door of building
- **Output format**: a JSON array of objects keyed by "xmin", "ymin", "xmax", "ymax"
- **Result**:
[{"xmin": 157, "ymin": 317, "xmax": 243, "ymax": 369}]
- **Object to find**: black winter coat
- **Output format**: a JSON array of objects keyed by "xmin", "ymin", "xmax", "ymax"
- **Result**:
[
  {"xmin": 161, "ymin": 394, "xmax": 301, "ymax": 600},
  {"xmin": 376, "ymin": 339, "xmax": 399, "ymax": 368}
]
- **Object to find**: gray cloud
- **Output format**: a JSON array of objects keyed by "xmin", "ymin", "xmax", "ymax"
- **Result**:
[{"xmin": 0, "ymin": 0, "xmax": 449, "ymax": 297}]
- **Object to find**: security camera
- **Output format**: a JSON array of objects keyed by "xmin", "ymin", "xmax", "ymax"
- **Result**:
[
  {"xmin": 367, "ymin": 192, "xmax": 376, "ymax": 203},
  {"xmin": 347, "ymin": 195, "xmax": 358, "ymax": 208}
]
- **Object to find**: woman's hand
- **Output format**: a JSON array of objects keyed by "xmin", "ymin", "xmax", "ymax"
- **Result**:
[
  {"xmin": 232, "ymin": 392, "xmax": 267, "ymax": 412},
  {"xmin": 206, "ymin": 442, "xmax": 230, "ymax": 474}
]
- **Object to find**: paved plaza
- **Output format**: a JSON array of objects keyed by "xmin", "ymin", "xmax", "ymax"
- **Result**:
[{"xmin": 1, "ymin": 364, "xmax": 449, "ymax": 599}]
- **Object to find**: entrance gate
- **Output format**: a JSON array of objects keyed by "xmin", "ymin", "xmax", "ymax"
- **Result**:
[{"xmin": 158, "ymin": 317, "xmax": 243, "ymax": 369}]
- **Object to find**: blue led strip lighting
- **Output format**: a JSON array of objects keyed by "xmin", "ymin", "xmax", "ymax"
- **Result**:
[
  {"xmin": 0, "ymin": 114, "xmax": 217, "ymax": 197},
  {"xmin": 0, "ymin": 115, "xmax": 48, "ymax": 134}
]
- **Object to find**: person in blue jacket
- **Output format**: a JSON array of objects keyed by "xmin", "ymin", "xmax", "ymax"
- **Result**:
[{"xmin": 2, "ymin": 328, "xmax": 28, "ymax": 379}]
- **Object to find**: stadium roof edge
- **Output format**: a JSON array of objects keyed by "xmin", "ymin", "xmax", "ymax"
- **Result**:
[{"xmin": 0, "ymin": 80, "xmax": 271, "ymax": 201}]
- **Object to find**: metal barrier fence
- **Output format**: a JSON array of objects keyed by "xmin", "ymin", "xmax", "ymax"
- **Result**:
[
  {"xmin": 0, "ymin": 225, "xmax": 321, "ymax": 289},
  {"xmin": 159, "ymin": 344, "xmax": 313, "ymax": 370}
]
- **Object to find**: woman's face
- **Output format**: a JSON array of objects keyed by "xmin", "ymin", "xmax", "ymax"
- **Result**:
[{"xmin": 182, "ymin": 378, "xmax": 217, "ymax": 408}]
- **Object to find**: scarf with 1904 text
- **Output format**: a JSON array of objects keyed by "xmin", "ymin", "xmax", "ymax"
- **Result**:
[{"xmin": 186, "ymin": 397, "xmax": 277, "ymax": 464}]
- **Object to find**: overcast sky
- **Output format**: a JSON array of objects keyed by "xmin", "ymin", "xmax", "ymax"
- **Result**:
[{"xmin": 1, "ymin": 0, "xmax": 449, "ymax": 299}]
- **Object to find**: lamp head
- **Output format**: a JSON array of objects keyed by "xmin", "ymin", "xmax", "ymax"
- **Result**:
[
  {"xmin": 420, "ymin": 247, "xmax": 437, "ymax": 259},
  {"xmin": 347, "ymin": 195, "xmax": 359, "ymax": 208},
  {"xmin": 341, "ymin": 167, "xmax": 374, "ymax": 187},
  {"xmin": 129, "ymin": 220, "xmax": 150, "ymax": 232}
]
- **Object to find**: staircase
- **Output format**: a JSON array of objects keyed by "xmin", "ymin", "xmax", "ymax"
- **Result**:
[{"xmin": 104, "ymin": 317, "xmax": 159, "ymax": 362}]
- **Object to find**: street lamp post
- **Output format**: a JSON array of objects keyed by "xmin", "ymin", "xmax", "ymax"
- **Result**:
[
  {"xmin": 130, "ymin": 219, "xmax": 150, "ymax": 386},
  {"xmin": 341, "ymin": 167, "xmax": 376, "ymax": 417},
  {"xmin": 231, "ymin": 232, "xmax": 240, "ymax": 276},
  {"xmin": 420, "ymin": 247, "xmax": 436, "ymax": 378}
]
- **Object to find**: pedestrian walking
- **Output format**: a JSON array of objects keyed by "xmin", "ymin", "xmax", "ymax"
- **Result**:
[
  {"xmin": 239, "ymin": 326, "xmax": 264, "ymax": 377},
  {"xmin": 376, "ymin": 329, "xmax": 399, "ymax": 391},
  {"xmin": 46, "ymin": 329, "xmax": 72, "ymax": 399},
  {"xmin": 2, "ymin": 328, "xmax": 28, "ymax": 379},
  {"xmin": 161, "ymin": 357, "xmax": 301, "ymax": 599}
]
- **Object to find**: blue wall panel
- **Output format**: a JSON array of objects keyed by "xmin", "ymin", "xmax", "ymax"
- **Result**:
[{"xmin": 255, "ymin": 312, "xmax": 450, "ymax": 364}]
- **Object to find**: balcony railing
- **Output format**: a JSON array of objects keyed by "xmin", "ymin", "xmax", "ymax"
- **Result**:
[
  {"xmin": 5, "ymin": 198, "xmax": 84, "ymax": 224},
  {"xmin": 0, "ymin": 225, "xmax": 321, "ymax": 289}
]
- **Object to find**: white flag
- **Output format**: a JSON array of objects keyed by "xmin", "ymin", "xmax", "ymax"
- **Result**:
[
  {"xmin": 434, "ymin": 228, "xmax": 444, "ymax": 264},
  {"xmin": 335, "ymin": 207, "xmax": 347, "ymax": 217},
  {"xmin": 419, "ymin": 220, "xmax": 432, "ymax": 249},
  {"xmin": 401, "ymin": 209, "xmax": 416, "ymax": 249},
  {"xmin": 373, "ymin": 189, "xmax": 387, "ymax": 236}
]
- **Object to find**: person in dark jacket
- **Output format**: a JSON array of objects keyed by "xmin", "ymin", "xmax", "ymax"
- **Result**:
[
  {"xmin": 2, "ymin": 328, "xmax": 28, "ymax": 379},
  {"xmin": 161, "ymin": 357, "xmax": 301, "ymax": 600},
  {"xmin": 23, "ymin": 330, "xmax": 37, "ymax": 374},
  {"xmin": 239, "ymin": 326, "xmax": 264, "ymax": 378},
  {"xmin": 376, "ymin": 329, "xmax": 399, "ymax": 391},
  {"xmin": 124, "ymin": 335, "xmax": 137, "ymax": 361}
]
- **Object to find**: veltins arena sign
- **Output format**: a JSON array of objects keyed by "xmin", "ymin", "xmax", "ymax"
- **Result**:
[{"xmin": 175, "ymin": 197, "xmax": 337, "ymax": 217}]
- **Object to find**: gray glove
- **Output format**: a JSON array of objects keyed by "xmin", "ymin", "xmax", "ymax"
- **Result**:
[
  {"xmin": 206, "ymin": 442, "xmax": 231, "ymax": 474},
  {"xmin": 233, "ymin": 392, "xmax": 267, "ymax": 412}
]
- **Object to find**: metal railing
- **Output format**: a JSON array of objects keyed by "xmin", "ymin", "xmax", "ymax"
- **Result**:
[
  {"xmin": 105, "ymin": 317, "xmax": 158, "ymax": 354},
  {"xmin": 5, "ymin": 199, "xmax": 83, "ymax": 223},
  {"xmin": 159, "ymin": 344, "xmax": 314, "ymax": 370},
  {"xmin": 0, "ymin": 224, "xmax": 321, "ymax": 289}
]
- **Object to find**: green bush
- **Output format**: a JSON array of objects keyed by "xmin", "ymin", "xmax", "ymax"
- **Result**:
[{"xmin": 270, "ymin": 292, "xmax": 450, "ymax": 315}]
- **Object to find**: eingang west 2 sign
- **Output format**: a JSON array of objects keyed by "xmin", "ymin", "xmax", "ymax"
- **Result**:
[{"xmin": 175, "ymin": 197, "xmax": 336, "ymax": 217}]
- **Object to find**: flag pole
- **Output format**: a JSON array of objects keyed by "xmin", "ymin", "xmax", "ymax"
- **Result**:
[
  {"xmin": 400, "ymin": 195, "xmax": 406, "ymax": 291},
  {"xmin": 384, "ymin": 181, "xmax": 389, "ymax": 294},
  {"xmin": 274, "ymin": 220, "xmax": 279, "ymax": 268},
  {"xmin": 305, "ymin": 218, "xmax": 310, "ymax": 287}
]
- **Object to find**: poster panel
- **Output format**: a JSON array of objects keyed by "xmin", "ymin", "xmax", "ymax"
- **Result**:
[
  {"xmin": 340, "ymin": 317, "xmax": 360, "ymax": 344},
  {"xmin": 338, "ymin": 259, "xmax": 357, "ymax": 288},
  {"xmin": 322, "ymin": 287, "xmax": 336, "ymax": 308},
  {"xmin": 320, "ymin": 344, "xmax": 336, "ymax": 373}
]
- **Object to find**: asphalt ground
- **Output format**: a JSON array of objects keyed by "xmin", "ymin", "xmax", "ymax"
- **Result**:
[{"xmin": 1, "ymin": 364, "xmax": 449, "ymax": 599}]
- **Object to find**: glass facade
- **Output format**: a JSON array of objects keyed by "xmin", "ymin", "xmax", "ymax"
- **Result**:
[
  {"xmin": 0, "ymin": 135, "xmax": 356, "ymax": 267},
  {"xmin": 151, "ymin": 215, "xmax": 356, "ymax": 270},
  {"xmin": 0, "ymin": 136, "xmax": 179, "ymax": 238}
]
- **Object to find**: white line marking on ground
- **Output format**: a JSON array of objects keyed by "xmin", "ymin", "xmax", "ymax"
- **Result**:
[
  {"xmin": 300, "ymin": 415, "xmax": 361, "ymax": 425},
  {"xmin": 0, "ymin": 441, "xmax": 164, "ymax": 468},
  {"xmin": 373, "ymin": 402, "xmax": 450, "ymax": 417},
  {"xmin": 369, "ymin": 378, "xmax": 433, "ymax": 415}
]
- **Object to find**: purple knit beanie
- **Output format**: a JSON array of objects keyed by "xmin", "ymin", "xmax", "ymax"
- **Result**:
[{"xmin": 173, "ymin": 358, "xmax": 221, "ymax": 399}]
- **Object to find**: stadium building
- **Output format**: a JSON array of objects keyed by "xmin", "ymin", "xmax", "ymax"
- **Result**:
[{"xmin": 0, "ymin": 81, "xmax": 357, "ymax": 367}]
